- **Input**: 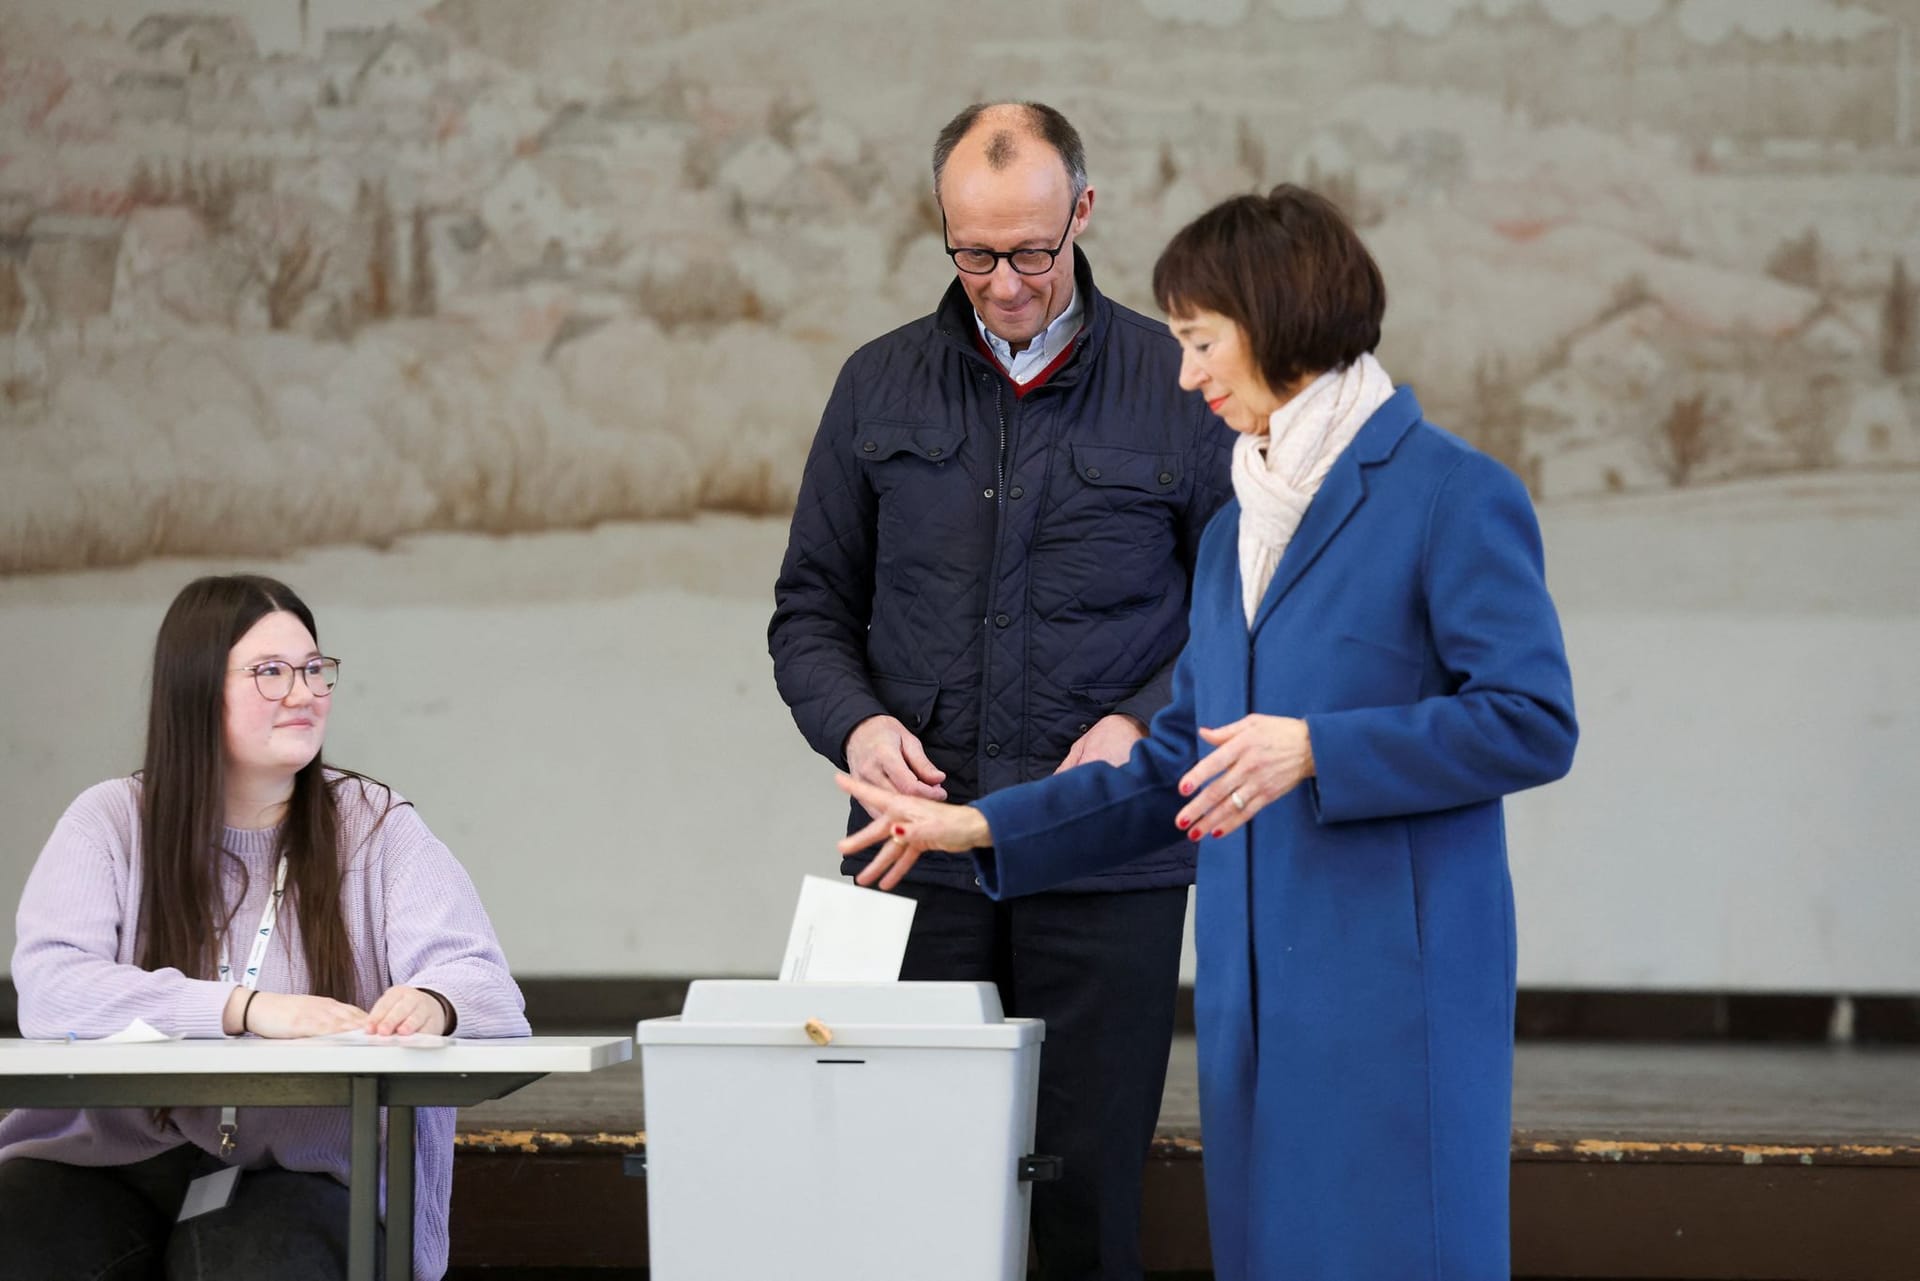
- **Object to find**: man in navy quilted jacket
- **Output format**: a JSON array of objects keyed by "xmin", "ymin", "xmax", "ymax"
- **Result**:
[{"xmin": 769, "ymin": 101, "xmax": 1233, "ymax": 1279}]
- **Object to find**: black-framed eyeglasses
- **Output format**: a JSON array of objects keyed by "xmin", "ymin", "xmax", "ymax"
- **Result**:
[
  {"xmin": 231, "ymin": 657, "xmax": 341, "ymax": 700},
  {"xmin": 942, "ymin": 206, "xmax": 1075, "ymax": 276}
]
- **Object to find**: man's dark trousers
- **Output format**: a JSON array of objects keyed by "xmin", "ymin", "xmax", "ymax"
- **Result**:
[{"xmin": 889, "ymin": 879, "xmax": 1188, "ymax": 1281}]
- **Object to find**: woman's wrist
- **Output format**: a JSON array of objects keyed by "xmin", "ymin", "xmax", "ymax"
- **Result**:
[
  {"xmin": 966, "ymin": 806, "xmax": 993, "ymax": 849},
  {"xmin": 419, "ymin": 988, "xmax": 457, "ymax": 1035},
  {"xmin": 222, "ymin": 985, "xmax": 250, "ymax": 1036}
]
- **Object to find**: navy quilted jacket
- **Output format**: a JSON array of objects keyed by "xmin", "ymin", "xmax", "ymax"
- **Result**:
[{"xmin": 770, "ymin": 248, "xmax": 1235, "ymax": 892}]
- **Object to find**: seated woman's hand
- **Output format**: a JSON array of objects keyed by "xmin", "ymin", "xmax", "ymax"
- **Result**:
[
  {"xmin": 835, "ymin": 773, "xmax": 993, "ymax": 891},
  {"xmin": 1176, "ymin": 715, "xmax": 1316, "ymax": 840},
  {"xmin": 365, "ymin": 985, "xmax": 448, "ymax": 1037},
  {"xmin": 234, "ymin": 991, "xmax": 370, "ymax": 1039}
]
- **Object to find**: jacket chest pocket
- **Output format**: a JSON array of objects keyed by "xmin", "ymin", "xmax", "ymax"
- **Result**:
[
  {"xmin": 1060, "ymin": 442, "xmax": 1182, "ymax": 522},
  {"xmin": 1033, "ymin": 443, "xmax": 1183, "ymax": 613},
  {"xmin": 855, "ymin": 421, "xmax": 970, "ymax": 546}
]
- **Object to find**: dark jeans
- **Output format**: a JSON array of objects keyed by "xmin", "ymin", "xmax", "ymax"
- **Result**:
[
  {"xmin": 0, "ymin": 1146, "xmax": 378, "ymax": 1281},
  {"xmin": 890, "ymin": 881, "xmax": 1188, "ymax": 1281}
]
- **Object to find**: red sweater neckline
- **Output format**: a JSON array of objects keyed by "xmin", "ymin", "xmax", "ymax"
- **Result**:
[{"xmin": 973, "ymin": 329, "xmax": 1081, "ymax": 399}]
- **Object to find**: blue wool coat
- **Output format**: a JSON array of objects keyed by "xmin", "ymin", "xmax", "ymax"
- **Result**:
[{"xmin": 974, "ymin": 387, "xmax": 1578, "ymax": 1281}]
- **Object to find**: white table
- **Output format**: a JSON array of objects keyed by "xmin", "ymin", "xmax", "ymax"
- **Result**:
[{"xmin": 0, "ymin": 1035, "xmax": 632, "ymax": 1281}]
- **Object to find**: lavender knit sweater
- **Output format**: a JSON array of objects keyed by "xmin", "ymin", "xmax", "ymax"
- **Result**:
[{"xmin": 0, "ymin": 775, "xmax": 530, "ymax": 1281}]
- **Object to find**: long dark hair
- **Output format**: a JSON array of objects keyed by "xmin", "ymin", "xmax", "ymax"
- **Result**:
[{"xmin": 137, "ymin": 574, "xmax": 361, "ymax": 1003}]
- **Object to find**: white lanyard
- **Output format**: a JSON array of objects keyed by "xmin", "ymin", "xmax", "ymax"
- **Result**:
[
  {"xmin": 215, "ymin": 857, "xmax": 287, "ymax": 1154},
  {"xmin": 218, "ymin": 855, "xmax": 288, "ymax": 991}
]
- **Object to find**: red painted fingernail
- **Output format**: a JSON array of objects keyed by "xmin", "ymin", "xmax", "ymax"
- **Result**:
[
  {"xmin": 1176, "ymin": 817, "xmax": 1190, "ymax": 830},
  {"xmin": 1180, "ymin": 782, "xmax": 1194, "ymax": 796},
  {"xmin": 1211, "ymin": 829, "xmax": 1225, "ymax": 839},
  {"xmin": 893, "ymin": 826, "xmax": 906, "ymax": 836},
  {"xmin": 1188, "ymin": 828, "xmax": 1202, "ymax": 842}
]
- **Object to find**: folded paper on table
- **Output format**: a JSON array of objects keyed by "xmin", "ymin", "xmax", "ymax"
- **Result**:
[
  {"xmin": 97, "ymin": 1019, "xmax": 180, "ymax": 1044},
  {"xmin": 308, "ymin": 1030, "xmax": 453, "ymax": 1048}
]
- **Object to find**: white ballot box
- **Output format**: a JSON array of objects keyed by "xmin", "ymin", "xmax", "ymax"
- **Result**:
[{"xmin": 636, "ymin": 980, "xmax": 1050, "ymax": 1281}]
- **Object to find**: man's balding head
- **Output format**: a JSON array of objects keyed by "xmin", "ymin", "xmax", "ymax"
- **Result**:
[{"xmin": 932, "ymin": 101, "xmax": 1088, "ymax": 206}]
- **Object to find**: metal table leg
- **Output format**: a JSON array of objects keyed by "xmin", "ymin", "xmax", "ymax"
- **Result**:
[
  {"xmin": 386, "ymin": 1102, "xmax": 415, "ymax": 1281},
  {"xmin": 349, "ymin": 1075, "xmax": 380, "ymax": 1281}
]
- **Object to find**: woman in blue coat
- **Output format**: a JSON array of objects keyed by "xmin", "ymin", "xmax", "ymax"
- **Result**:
[{"xmin": 839, "ymin": 185, "xmax": 1577, "ymax": 1281}]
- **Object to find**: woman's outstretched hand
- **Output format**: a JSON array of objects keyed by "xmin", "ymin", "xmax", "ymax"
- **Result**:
[
  {"xmin": 1175, "ymin": 715, "xmax": 1315, "ymax": 840},
  {"xmin": 835, "ymin": 773, "xmax": 993, "ymax": 891}
]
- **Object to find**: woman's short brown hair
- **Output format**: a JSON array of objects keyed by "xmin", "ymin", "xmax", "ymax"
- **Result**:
[{"xmin": 1152, "ymin": 184, "xmax": 1386, "ymax": 392}]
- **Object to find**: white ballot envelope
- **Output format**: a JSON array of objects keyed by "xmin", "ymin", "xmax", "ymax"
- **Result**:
[{"xmin": 778, "ymin": 874, "xmax": 917, "ymax": 982}]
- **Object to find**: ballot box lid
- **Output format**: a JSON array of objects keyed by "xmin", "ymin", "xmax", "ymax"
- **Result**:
[{"xmin": 636, "ymin": 980, "xmax": 1043, "ymax": 1049}]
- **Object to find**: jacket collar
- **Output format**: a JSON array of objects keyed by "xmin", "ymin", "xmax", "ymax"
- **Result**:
[
  {"xmin": 1247, "ymin": 383, "xmax": 1423, "ymax": 636},
  {"xmin": 935, "ymin": 245, "xmax": 1108, "ymax": 387}
]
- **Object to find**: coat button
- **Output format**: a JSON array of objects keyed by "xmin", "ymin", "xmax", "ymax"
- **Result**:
[
  {"xmin": 1009, "ymin": 486, "xmax": 1023, "ymax": 499},
  {"xmin": 985, "ymin": 743, "xmax": 1001, "ymax": 757},
  {"xmin": 862, "ymin": 441, "xmax": 877, "ymax": 452},
  {"xmin": 1085, "ymin": 466, "xmax": 1102, "ymax": 479},
  {"xmin": 927, "ymin": 446, "xmax": 943, "ymax": 458},
  {"xmin": 983, "ymin": 488, "xmax": 994, "ymax": 499},
  {"xmin": 974, "ymin": 876, "xmax": 984, "ymax": 888},
  {"xmin": 994, "ymin": 613, "xmax": 1010, "ymax": 627},
  {"xmin": 1159, "ymin": 471, "xmax": 1174, "ymax": 485},
  {"xmin": 1077, "ymin": 722, "xmax": 1091, "ymax": 734}
]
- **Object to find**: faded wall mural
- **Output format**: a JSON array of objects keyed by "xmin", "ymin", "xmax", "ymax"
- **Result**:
[{"xmin": 2, "ymin": 0, "xmax": 1916, "ymax": 988}]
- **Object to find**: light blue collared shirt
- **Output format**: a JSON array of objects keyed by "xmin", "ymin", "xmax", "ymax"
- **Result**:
[{"xmin": 974, "ymin": 287, "xmax": 1084, "ymax": 384}]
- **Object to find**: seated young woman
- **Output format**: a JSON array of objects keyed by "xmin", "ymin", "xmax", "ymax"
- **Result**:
[{"xmin": 0, "ymin": 573, "xmax": 529, "ymax": 1281}]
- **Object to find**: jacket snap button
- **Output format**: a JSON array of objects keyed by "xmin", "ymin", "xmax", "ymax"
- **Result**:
[
  {"xmin": 862, "ymin": 441, "xmax": 877, "ymax": 452},
  {"xmin": 985, "ymin": 743, "xmax": 1001, "ymax": 757},
  {"xmin": 1009, "ymin": 486, "xmax": 1023, "ymax": 499},
  {"xmin": 983, "ymin": 488, "xmax": 994, "ymax": 499},
  {"xmin": 1077, "ymin": 723, "xmax": 1091, "ymax": 734},
  {"xmin": 1159, "ymin": 471, "xmax": 1174, "ymax": 485},
  {"xmin": 1085, "ymin": 467, "xmax": 1101, "ymax": 479},
  {"xmin": 927, "ymin": 446, "xmax": 943, "ymax": 458},
  {"xmin": 994, "ymin": 613, "xmax": 1010, "ymax": 627}
]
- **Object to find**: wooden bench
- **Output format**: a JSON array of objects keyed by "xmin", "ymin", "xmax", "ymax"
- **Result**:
[{"xmin": 447, "ymin": 1038, "xmax": 1920, "ymax": 1279}]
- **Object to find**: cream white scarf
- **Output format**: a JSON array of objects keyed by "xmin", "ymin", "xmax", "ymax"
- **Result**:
[{"xmin": 1233, "ymin": 352, "xmax": 1395, "ymax": 623}]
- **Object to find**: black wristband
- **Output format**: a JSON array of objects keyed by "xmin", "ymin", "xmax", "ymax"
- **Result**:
[{"xmin": 241, "ymin": 987, "xmax": 261, "ymax": 1034}]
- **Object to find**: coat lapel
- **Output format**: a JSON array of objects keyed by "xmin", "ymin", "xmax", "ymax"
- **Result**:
[{"xmin": 1247, "ymin": 386, "xmax": 1423, "ymax": 638}]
